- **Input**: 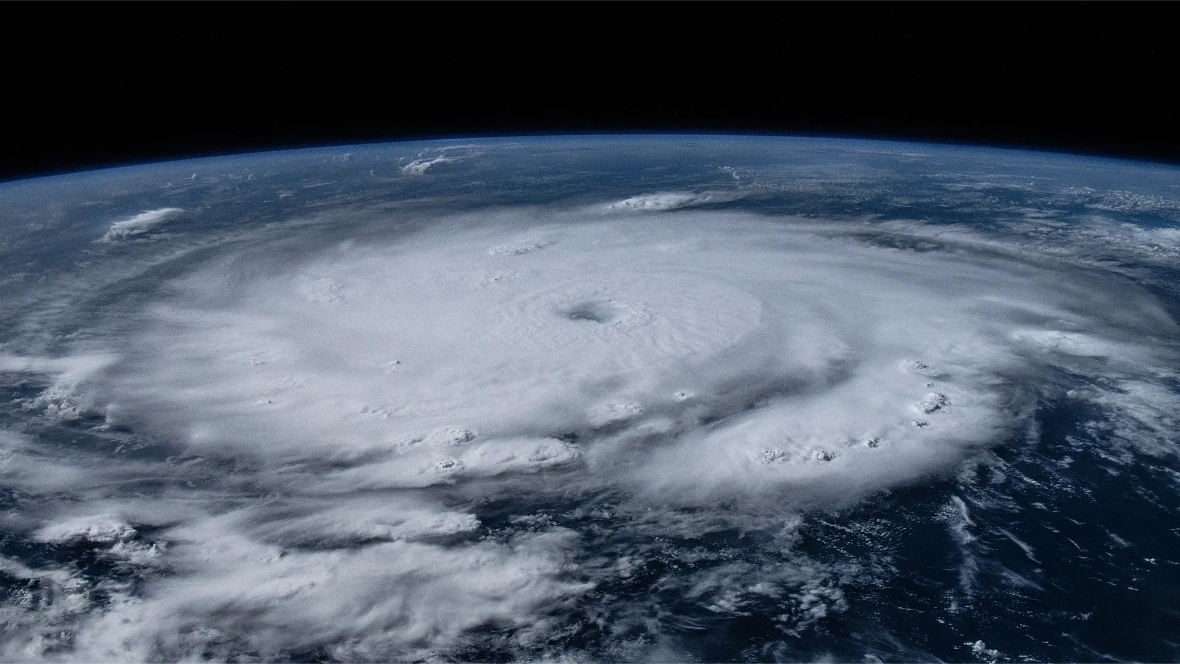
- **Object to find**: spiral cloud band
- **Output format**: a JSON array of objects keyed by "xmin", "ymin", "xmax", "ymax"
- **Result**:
[{"xmin": 100, "ymin": 207, "xmax": 1172, "ymax": 493}]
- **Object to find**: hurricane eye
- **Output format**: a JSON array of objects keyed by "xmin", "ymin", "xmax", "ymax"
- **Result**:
[{"xmin": 561, "ymin": 301, "xmax": 618, "ymax": 324}]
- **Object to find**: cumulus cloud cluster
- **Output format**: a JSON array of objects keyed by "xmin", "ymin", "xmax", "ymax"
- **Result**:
[
  {"xmin": 399, "ymin": 145, "xmax": 481, "ymax": 175},
  {"xmin": 3, "ymin": 199, "xmax": 1177, "ymax": 660},
  {"xmin": 605, "ymin": 190, "xmax": 742, "ymax": 211},
  {"xmin": 100, "ymin": 208, "xmax": 183, "ymax": 241}
]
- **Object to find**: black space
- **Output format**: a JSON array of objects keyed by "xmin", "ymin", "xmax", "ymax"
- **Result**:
[{"xmin": 3, "ymin": 4, "xmax": 1179, "ymax": 182}]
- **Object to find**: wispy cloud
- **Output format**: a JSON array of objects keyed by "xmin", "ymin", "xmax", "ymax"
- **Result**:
[
  {"xmin": 400, "ymin": 155, "xmax": 458, "ymax": 175},
  {"xmin": 100, "ymin": 208, "xmax": 183, "ymax": 242},
  {"xmin": 606, "ymin": 190, "xmax": 743, "ymax": 211},
  {"xmin": 400, "ymin": 146, "xmax": 482, "ymax": 175}
]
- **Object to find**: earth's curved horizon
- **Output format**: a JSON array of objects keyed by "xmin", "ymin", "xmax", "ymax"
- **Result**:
[{"xmin": 1, "ymin": 135, "xmax": 1178, "ymax": 662}]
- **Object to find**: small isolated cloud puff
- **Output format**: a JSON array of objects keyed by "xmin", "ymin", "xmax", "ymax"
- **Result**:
[
  {"xmin": 400, "ymin": 146, "xmax": 482, "ymax": 176},
  {"xmin": 606, "ymin": 191, "xmax": 743, "ymax": 212},
  {"xmin": 100, "ymin": 208, "xmax": 183, "ymax": 242},
  {"xmin": 401, "ymin": 155, "xmax": 458, "ymax": 175}
]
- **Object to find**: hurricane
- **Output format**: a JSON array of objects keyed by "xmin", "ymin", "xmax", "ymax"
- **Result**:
[{"xmin": 1, "ymin": 137, "xmax": 1178, "ymax": 662}]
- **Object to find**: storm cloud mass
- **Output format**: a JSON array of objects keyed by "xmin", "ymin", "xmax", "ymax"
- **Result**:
[{"xmin": 1, "ymin": 138, "xmax": 1178, "ymax": 662}]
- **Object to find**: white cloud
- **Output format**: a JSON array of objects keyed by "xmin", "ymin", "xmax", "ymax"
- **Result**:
[
  {"xmin": 400, "ymin": 155, "xmax": 458, "ymax": 175},
  {"xmin": 0, "ymin": 353, "xmax": 115, "ymax": 420},
  {"xmin": 4, "ymin": 203, "xmax": 1179, "ymax": 659},
  {"xmin": 605, "ymin": 190, "xmax": 742, "ymax": 211},
  {"xmin": 100, "ymin": 208, "xmax": 183, "ymax": 241},
  {"xmin": 34, "ymin": 514, "xmax": 137, "ymax": 544},
  {"xmin": 71, "ymin": 527, "xmax": 588, "ymax": 661},
  {"xmin": 399, "ymin": 146, "xmax": 483, "ymax": 175}
]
